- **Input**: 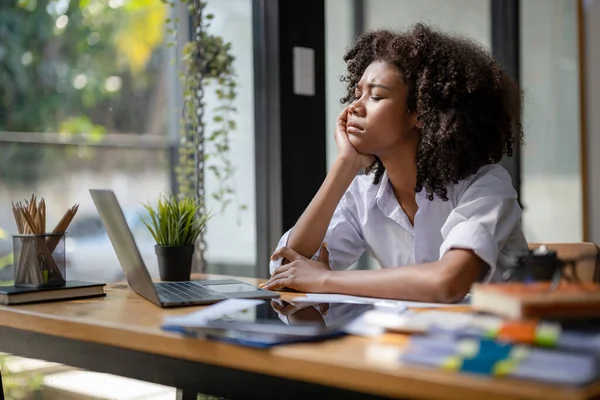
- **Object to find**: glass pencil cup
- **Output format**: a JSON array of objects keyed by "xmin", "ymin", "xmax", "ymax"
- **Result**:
[{"xmin": 13, "ymin": 233, "xmax": 66, "ymax": 288}]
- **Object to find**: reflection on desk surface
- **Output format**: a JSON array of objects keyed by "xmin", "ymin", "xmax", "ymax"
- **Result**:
[{"xmin": 214, "ymin": 299, "xmax": 376, "ymax": 328}]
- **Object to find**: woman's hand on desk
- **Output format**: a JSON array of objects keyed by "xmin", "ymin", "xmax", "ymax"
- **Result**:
[{"xmin": 260, "ymin": 244, "xmax": 332, "ymax": 292}]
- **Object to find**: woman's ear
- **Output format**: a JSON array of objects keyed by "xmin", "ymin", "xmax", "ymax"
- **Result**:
[
  {"xmin": 410, "ymin": 111, "xmax": 422, "ymax": 130},
  {"xmin": 408, "ymin": 111, "xmax": 423, "ymax": 131}
]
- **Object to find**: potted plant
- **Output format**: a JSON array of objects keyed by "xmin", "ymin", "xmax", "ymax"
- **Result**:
[{"xmin": 141, "ymin": 194, "xmax": 210, "ymax": 281}]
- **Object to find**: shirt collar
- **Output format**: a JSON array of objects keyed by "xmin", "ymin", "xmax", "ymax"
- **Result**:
[
  {"xmin": 415, "ymin": 188, "xmax": 429, "ymax": 205},
  {"xmin": 375, "ymin": 170, "xmax": 391, "ymax": 204},
  {"xmin": 375, "ymin": 170, "xmax": 429, "ymax": 206},
  {"xmin": 374, "ymin": 171, "xmax": 414, "ymax": 231}
]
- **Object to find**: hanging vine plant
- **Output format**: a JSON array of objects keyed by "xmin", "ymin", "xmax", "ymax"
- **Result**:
[
  {"xmin": 161, "ymin": 0, "xmax": 246, "ymax": 267},
  {"xmin": 162, "ymin": 0, "xmax": 245, "ymax": 214}
]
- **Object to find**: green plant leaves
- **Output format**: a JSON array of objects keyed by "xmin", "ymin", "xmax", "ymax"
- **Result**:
[{"xmin": 141, "ymin": 194, "xmax": 210, "ymax": 246}]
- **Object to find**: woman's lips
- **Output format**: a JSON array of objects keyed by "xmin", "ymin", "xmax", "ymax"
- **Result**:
[{"xmin": 347, "ymin": 121, "xmax": 364, "ymax": 134}]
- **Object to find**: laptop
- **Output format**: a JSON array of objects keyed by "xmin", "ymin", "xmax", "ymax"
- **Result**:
[{"xmin": 89, "ymin": 189, "xmax": 280, "ymax": 307}]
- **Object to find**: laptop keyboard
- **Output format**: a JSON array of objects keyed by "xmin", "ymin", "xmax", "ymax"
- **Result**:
[{"xmin": 155, "ymin": 281, "xmax": 215, "ymax": 302}]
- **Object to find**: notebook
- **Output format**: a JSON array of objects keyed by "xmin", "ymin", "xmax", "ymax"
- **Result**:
[
  {"xmin": 471, "ymin": 282, "xmax": 600, "ymax": 320},
  {"xmin": 0, "ymin": 280, "xmax": 106, "ymax": 305}
]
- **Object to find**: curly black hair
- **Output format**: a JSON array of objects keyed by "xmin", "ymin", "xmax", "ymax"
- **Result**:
[{"xmin": 341, "ymin": 23, "xmax": 523, "ymax": 201}]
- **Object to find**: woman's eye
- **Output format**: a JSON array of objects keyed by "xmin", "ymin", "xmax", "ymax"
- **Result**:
[
  {"xmin": 371, "ymin": 96, "xmax": 382, "ymax": 102},
  {"xmin": 353, "ymin": 94, "xmax": 361, "ymax": 100}
]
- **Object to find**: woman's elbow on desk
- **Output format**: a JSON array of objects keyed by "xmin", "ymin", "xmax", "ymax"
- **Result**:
[
  {"xmin": 430, "ymin": 274, "xmax": 472, "ymax": 304},
  {"xmin": 364, "ymin": 249, "xmax": 482, "ymax": 303},
  {"xmin": 431, "ymin": 249, "xmax": 488, "ymax": 303}
]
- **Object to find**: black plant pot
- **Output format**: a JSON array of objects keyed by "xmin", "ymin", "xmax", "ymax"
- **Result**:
[{"xmin": 155, "ymin": 245, "xmax": 195, "ymax": 281}]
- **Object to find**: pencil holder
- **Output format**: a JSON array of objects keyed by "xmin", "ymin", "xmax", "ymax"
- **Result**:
[{"xmin": 13, "ymin": 233, "xmax": 66, "ymax": 288}]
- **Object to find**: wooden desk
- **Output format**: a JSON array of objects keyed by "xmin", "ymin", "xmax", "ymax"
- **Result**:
[{"xmin": 0, "ymin": 274, "xmax": 599, "ymax": 400}]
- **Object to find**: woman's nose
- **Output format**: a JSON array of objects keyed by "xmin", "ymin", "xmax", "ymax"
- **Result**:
[{"xmin": 349, "ymin": 99, "xmax": 365, "ymax": 116}]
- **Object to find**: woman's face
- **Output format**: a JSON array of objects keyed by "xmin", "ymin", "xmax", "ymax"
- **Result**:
[{"xmin": 346, "ymin": 60, "xmax": 418, "ymax": 156}]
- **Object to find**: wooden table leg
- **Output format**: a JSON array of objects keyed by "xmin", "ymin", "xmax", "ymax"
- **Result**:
[{"xmin": 175, "ymin": 389, "xmax": 197, "ymax": 400}]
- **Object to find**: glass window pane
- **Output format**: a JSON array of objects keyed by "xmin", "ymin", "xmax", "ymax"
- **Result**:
[
  {"xmin": 326, "ymin": 0, "xmax": 355, "ymax": 171},
  {"xmin": 0, "ymin": 0, "xmax": 170, "ymax": 283},
  {"xmin": 0, "ymin": 143, "xmax": 170, "ymax": 283},
  {"xmin": 520, "ymin": 0, "xmax": 583, "ymax": 242},
  {"xmin": 365, "ymin": 0, "xmax": 490, "ymax": 47},
  {"xmin": 584, "ymin": 0, "xmax": 600, "ymax": 242},
  {"xmin": 202, "ymin": 0, "xmax": 256, "ymax": 275}
]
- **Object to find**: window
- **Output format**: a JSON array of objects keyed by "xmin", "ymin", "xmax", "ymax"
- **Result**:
[
  {"xmin": 520, "ymin": 0, "xmax": 583, "ymax": 242},
  {"xmin": 201, "ymin": 0, "xmax": 256, "ymax": 276},
  {"xmin": 0, "ymin": 0, "xmax": 170, "ymax": 283}
]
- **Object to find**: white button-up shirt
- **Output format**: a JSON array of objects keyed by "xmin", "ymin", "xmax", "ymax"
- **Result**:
[{"xmin": 270, "ymin": 164, "xmax": 528, "ymax": 282}]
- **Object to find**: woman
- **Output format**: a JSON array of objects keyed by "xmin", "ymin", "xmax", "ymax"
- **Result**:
[{"xmin": 260, "ymin": 23, "xmax": 527, "ymax": 303}]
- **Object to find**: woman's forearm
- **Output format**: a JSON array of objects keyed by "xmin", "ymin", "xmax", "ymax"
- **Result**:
[
  {"xmin": 321, "ymin": 250, "xmax": 484, "ymax": 303},
  {"xmin": 322, "ymin": 265, "xmax": 445, "ymax": 302},
  {"xmin": 287, "ymin": 158, "xmax": 361, "ymax": 259}
]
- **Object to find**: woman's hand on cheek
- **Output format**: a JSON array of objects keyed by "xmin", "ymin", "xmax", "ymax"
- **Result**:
[
  {"xmin": 335, "ymin": 107, "xmax": 374, "ymax": 171},
  {"xmin": 260, "ymin": 244, "xmax": 332, "ymax": 293}
]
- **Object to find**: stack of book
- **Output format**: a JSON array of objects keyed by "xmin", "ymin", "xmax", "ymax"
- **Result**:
[
  {"xmin": 370, "ymin": 281, "xmax": 600, "ymax": 386},
  {"xmin": 0, "ymin": 281, "xmax": 106, "ymax": 305},
  {"xmin": 471, "ymin": 281, "xmax": 600, "ymax": 320}
]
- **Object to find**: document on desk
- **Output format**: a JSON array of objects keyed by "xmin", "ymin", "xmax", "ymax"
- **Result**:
[{"xmin": 289, "ymin": 293, "xmax": 469, "ymax": 309}]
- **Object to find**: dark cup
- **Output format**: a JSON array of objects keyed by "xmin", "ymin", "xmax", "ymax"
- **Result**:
[
  {"xmin": 155, "ymin": 245, "xmax": 194, "ymax": 281},
  {"xmin": 507, "ymin": 246, "xmax": 562, "ymax": 282},
  {"xmin": 523, "ymin": 254, "xmax": 561, "ymax": 281}
]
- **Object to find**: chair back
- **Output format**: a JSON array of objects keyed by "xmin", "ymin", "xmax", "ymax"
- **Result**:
[{"xmin": 528, "ymin": 242, "xmax": 600, "ymax": 283}]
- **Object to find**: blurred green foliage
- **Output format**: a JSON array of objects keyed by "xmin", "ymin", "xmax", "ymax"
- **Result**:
[
  {"xmin": 0, "ymin": 0, "xmax": 166, "ymax": 185},
  {"xmin": 0, "ymin": 353, "xmax": 43, "ymax": 400}
]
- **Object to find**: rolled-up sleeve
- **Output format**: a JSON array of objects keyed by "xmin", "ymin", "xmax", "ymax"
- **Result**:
[
  {"xmin": 439, "ymin": 166, "xmax": 522, "ymax": 279},
  {"xmin": 269, "ymin": 203, "xmax": 366, "ymax": 275}
]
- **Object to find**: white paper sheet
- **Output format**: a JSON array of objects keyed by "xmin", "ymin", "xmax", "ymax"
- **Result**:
[
  {"xmin": 289, "ymin": 293, "xmax": 470, "ymax": 309},
  {"xmin": 398, "ymin": 294, "xmax": 471, "ymax": 308},
  {"xmin": 162, "ymin": 298, "xmax": 264, "ymax": 328},
  {"xmin": 342, "ymin": 314, "xmax": 386, "ymax": 336},
  {"xmin": 289, "ymin": 293, "xmax": 407, "ymax": 309}
]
